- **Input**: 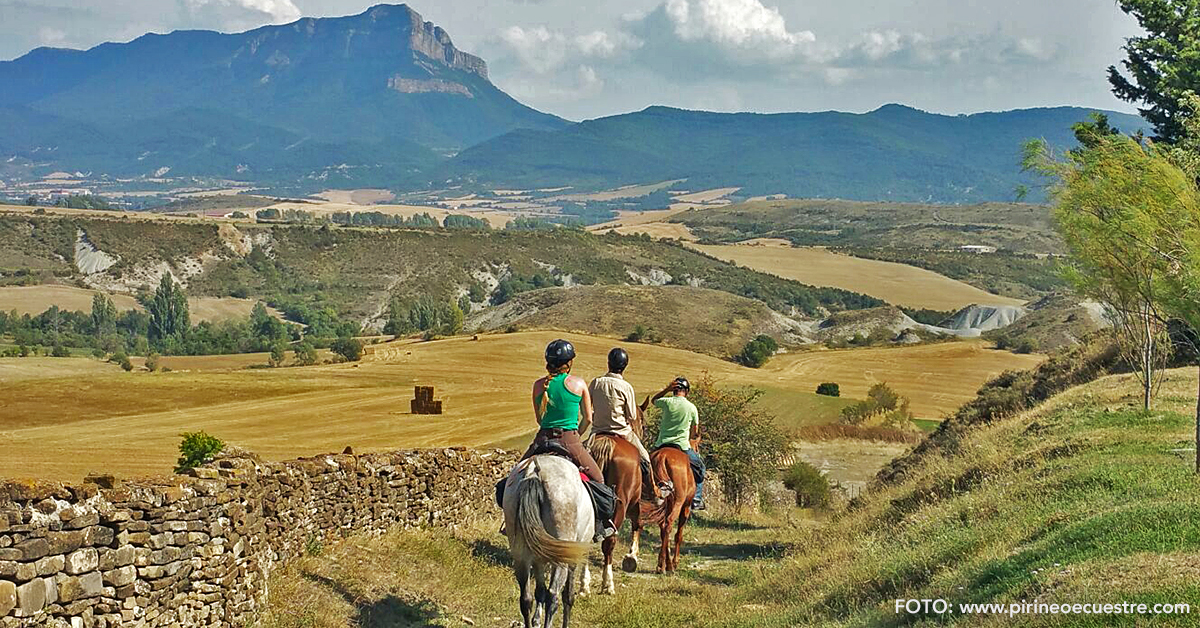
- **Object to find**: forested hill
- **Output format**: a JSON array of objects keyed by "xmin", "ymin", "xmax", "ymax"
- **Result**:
[{"xmin": 433, "ymin": 104, "xmax": 1147, "ymax": 203}]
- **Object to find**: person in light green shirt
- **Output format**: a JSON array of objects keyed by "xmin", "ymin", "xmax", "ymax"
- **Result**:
[{"xmin": 651, "ymin": 377, "xmax": 706, "ymax": 509}]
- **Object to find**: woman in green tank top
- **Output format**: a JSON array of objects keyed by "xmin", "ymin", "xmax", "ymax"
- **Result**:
[{"xmin": 517, "ymin": 339, "xmax": 605, "ymax": 483}]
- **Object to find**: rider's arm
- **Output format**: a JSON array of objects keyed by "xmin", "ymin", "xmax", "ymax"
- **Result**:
[
  {"xmin": 689, "ymin": 413, "xmax": 701, "ymax": 447},
  {"xmin": 531, "ymin": 378, "xmax": 547, "ymax": 423},
  {"xmin": 577, "ymin": 378, "xmax": 594, "ymax": 435},
  {"xmin": 650, "ymin": 381, "xmax": 676, "ymax": 403}
]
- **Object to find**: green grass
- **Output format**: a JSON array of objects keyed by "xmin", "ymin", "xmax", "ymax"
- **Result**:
[
  {"xmin": 911, "ymin": 418, "xmax": 942, "ymax": 432},
  {"xmin": 755, "ymin": 385, "xmax": 858, "ymax": 430}
]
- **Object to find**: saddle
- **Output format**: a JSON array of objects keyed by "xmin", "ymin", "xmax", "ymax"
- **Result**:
[{"xmin": 530, "ymin": 439, "xmax": 575, "ymax": 460}]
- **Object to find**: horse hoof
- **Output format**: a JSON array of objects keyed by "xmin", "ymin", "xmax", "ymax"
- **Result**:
[{"xmin": 621, "ymin": 556, "xmax": 638, "ymax": 573}]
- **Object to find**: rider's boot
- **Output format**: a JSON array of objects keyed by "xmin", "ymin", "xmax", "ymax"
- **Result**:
[{"xmin": 594, "ymin": 518, "xmax": 617, "ymax": 543}]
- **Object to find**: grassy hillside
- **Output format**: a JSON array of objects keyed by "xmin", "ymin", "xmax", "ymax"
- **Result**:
[
  {"xmin": 0, "ymin": 214, "xmax": 884, "ymax": 326},
  {"xmin": 261, "ymin": 346, "xmax": 1200, "ymax": 628},
  {"xmin": 467, "ymin": 284, "xmax": 808, "ymax": 358},
  {"xmin": 675, "ymin": 199, "xmax": 1062, "ymax": 255}
]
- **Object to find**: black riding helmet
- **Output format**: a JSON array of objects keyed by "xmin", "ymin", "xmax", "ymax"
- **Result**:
[
  {"xmin": 673, "ymin": 376, "xmax": 690, "ymax": 391},
  {"xmin": 607, "ymin": 347, "xmax": 629, "ymax": 373},
  {"xmin": 545, "ymin": 339, "xmax": 576, "ymax": 368}
]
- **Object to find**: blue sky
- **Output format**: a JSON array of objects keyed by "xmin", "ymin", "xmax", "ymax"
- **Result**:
[{"xmin": 0, "ymin": 0, "xmax": 1144, "ymax": 121}]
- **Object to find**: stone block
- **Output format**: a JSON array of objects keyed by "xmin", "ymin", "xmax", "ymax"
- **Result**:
[
  {"xmin": 14, "ymin": 578, "xmax": 45, "ymax": 617},
  {"xmin": 57, "ymin": 572, "xmax": 103, "ymax": 603},
  {"xmin": 0, "ymin": 581, "xmax": 14, "ymax": 617},
  {"xmin": 12, "ymin": 538, "xmax": 48, "ymax": 561},
  {"xmin": 65, "ymin": 548, "xmax": 99, "ymax": 575},
  {"xmin": 102, "ymin": 566, "xmax": 136, "ymax": 587},
  {"xmin": 35, "ymin": 554, "xmax": 64, "ymax": 576}
]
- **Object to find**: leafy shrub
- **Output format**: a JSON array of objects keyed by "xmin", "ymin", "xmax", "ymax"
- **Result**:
[
  {"xmin": 268, "ymin": 342, "xmax": 287, "ymax": 367},
  {"xmin": 626, "ymin": 324, "xmax": 662, "ymax": 343},
  {"xmin": 51, "ymin": 345, "xmax": 70, "ymax": 358},
  {"xmin": 816, "ymin": 382, "xmax": 840, "ymax": 397},
  {"xmin": 738, "ymin": 334, "xmax": 779, "ymax": 368},
  {"xmin": 782, "ymin": 461, "xmax": 833, "ymax": 508},
  {"xmin": 176, "ymin": 431, "xmax": 224, "ymax": 472},
  {"xmin": 331, "ymin": 337, "xmax": 363, "ymax": 362},
  {"xmin": 293, "ymin": 341, "xmax": 318, "ymax": 366},
  {"xmin": 145, "ymin": 352, "xmax": 161, "ymax": 372},
  {"xmin": 1014, "ymin": 338, "xmax": 1039, "ymax": 354},
  {"xmin": 120, "ymin": 357, "xmax": 134, "ymax": 372}
]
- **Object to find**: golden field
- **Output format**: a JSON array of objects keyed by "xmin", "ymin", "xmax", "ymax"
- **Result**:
[
  {"xmin": 691, "ymin": 241, "xmax": 1027, "ymax": 310},
  {"xmin": 0, "ymin": 331, "xmax": 1041, "ymax": 482},
  {"xmin": 0, "ymin": 284, "xmax": 285, "ymax": 322}
]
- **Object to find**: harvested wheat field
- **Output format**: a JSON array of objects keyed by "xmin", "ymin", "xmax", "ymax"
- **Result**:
[
  {"xmin": 0, "ymin": 285, "xmax": 141, "ymax": 314},
  {"xmin": 762, "ymin": 341, "xmax": 1043, "ymax": 418},
  {"xmin": 692, "ymin": 242, "xmax": 1026, "ymax": 310},
  {"xmin": 0, "ymin": 284, "xmax": 284, "ymax": 322},
  {"xmin": 0, "ymin": 332, "xmax": 1041, "ymax": 481}
]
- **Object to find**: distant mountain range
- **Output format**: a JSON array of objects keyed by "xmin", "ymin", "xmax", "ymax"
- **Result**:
[
  {"xmin": 0, "ymin": 3, "xmax": 1146, "ymax": 202},
  {"xmin": 0, "ymin": 4, "xmax": 566, "ymax": 186},
  {"xmin": 433, "ymin": 104, "xmax": 1147, "ymax": 203}
]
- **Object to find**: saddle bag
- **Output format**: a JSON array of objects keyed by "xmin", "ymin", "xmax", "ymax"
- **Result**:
[{"xmin": 585, "ymin": 479, "xmax": 617, "ymax": 522}]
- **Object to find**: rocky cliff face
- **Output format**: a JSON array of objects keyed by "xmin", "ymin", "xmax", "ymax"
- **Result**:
[{"xmin": 393, "ymin": 5, "xmax": 488, "ymax": 79}]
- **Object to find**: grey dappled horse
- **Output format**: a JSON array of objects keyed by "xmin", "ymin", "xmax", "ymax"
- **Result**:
[{"xmin": 503, "ymin": 455, "xmax": 594, "ymax": 628}]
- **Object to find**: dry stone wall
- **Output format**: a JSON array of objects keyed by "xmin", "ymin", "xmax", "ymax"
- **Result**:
[{"xmin": 0, "ymin": 448, "xmax": 517, "ymax": 627}]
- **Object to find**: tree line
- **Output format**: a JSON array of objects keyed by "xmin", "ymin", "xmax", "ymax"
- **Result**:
[{"xmin": 0, "ymin": 275, "xmax": 364, "ymax": 360}]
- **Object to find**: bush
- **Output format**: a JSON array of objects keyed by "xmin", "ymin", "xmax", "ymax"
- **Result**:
[
  {"xmin": 176, "ymin": 431, "xmax": 225, "ymax": 473},
  {"xmin": 120, "ymin": 357, "xmax": 134, "ymax": 372},
  {"xmin": 293, "ymin": 341, "xmax": 318, "ymax": 366},
  {"xmin": 145, "ymin": 352, "xmax": 161, "ymax": 372},
  {"xmin": 51, "ymin": 345, "xmax": 70, "ymax": 358},
  {"xmin": 1014, "ymin": 338, "xmax": 1039, "ymax": 354},
  {"xmin": 268, "ymin": 342, "xmax": 287, "ymax": 367},
  {"xmin": 782, "ymin": 461, "xmax": 833, "ymax": 508},
  {"xmin": 626, "ymin": 324, "xmax": 662, "ymax": 343},
  {"xmin": 738, "ymin": 334, "xmax": 779, "ymax": 368},
  {"xmin": 816, "ymin": 382, "xmax": 840, "ymax": 397},
  {"xmin": 331, "ymin": 336, "xmax": 363, "ymax": 362}
]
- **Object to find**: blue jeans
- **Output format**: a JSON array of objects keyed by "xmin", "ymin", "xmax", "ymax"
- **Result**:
[{"xmin": 686, "ymin": 449, "xmax": 705, "ymax": 507}]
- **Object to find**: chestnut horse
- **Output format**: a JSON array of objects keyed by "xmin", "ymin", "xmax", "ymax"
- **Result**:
[
  {"xmin": 581, "ymin": 402, "xmax": 663, "ymax": 594},
  {"xmin": 650, "ymin": 444, "xmax": 697, "ymax": 573}
]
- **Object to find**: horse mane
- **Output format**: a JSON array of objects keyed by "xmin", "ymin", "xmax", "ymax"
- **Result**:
[{"xmin": 587, "ymin": 434, "xmax": 617, "ymax": 470}]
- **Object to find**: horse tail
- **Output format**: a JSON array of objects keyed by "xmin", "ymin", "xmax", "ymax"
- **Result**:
[
  {"xmin": 639, "ymin": 497, "xmax": 667, "ymax": 525},
  {"xmin": 514, "ymin": 460, "xmax": 591, "ymax": 566},
  {"xmin": 587, "ymin": 434, "xmax": 616, "ymax": 472}
]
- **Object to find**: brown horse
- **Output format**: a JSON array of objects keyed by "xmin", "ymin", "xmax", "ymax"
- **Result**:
[
  {"xmin": 583, "ymin": 434, "xmax": 650, "ymax": 594},
  {"xmin": 650, "ymin": 444, "xmax": 697, "ymax": 573}
]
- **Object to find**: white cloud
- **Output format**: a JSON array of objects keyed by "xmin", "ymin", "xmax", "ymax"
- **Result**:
[
  {"xmin": 181, "ymin": 0, "xmax": 300, "ymax": 27},
  {"xmin": 663, "ymin": 0, "xmax": 815, "ymax": 57},
  {"xmin": 496, "ymin": 25, "xmax": 640, "ymax": 75}
]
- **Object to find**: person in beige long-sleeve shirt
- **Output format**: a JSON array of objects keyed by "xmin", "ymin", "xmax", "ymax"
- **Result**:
[{"xmin": 587, "ymin": 347, "xmax": 667, "ymax": 503}]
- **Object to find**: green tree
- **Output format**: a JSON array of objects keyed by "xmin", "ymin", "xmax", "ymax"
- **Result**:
[
  {"xmin": 331, "ymin": 336, "xmax": 363, "ymax": 362},
  {"xmin": 148, "ymin": 275, "xmax": 189, "ymax": 345},
  {"xmin": 816, "ymin": 382, "xmax": 840, "ymax": 397},
  {"xmin": 1108, "ymin": 0, "xmax": 1200, "ymax": 142},
  {"xmin": 293, "ymin": 341, "xmax": 318, "ymax": 366},
  {"xmin": 737, "ymin": 334, "xmax": 779, "ymax": 368},
  {"xmin": 268, "ymin": 341, "xmax": 287, "ymax": 367},
  {"xmin": 444, "ymin": 299, "xmax": 464, "ymax": 336},
  {"xmin": 91, "ymin": 292, "xmax": 117, "ymax": 336},
  {"xmin": 1026, "ymin": 135, "xmax": 1177, "ymax": 409},
  {"xmin": 24, "ymin": 195, "xmax": 37, "ymax": 207},
  {"xmin": 250, "ymin": 301, "xmax": 286, "ymax": 343}
]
